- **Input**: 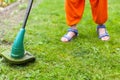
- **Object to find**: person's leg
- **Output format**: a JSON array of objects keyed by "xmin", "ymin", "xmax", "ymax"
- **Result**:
[
  {"xmin": 61, "ymin": 0, "xmax": 85, "ymax": 42},
  {"xmin": 90, "ymin": 0, "xmax": 110, "ymax": 41}
]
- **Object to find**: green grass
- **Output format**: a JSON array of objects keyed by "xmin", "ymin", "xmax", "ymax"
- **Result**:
[{"xmin": 0, "ymin": 0, "xmax": 120, "ymax": 80}]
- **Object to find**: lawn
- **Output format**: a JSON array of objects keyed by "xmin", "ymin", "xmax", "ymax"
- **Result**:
[{"xmin": 0, "ymin": 0, "xmax": 120, "ymax": 80}]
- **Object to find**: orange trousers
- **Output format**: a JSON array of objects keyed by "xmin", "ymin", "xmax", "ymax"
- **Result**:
[{"xmin": 65, "ymin": 0, "xmax": 108, "ymax": 26}]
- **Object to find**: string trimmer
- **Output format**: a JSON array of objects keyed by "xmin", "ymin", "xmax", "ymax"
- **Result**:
[{"xmin": 1, "ymin": 0, "xmax": 35, "ymax": 64}]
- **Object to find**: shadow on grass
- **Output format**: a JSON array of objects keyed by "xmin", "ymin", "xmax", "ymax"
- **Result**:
[
  {"xmin": 70, "ymin": 46, "xmax": 91, "ymax": 58},
  {"xmin": 0, "ymin": 39, "xmax": 12, "ymax": 45}
]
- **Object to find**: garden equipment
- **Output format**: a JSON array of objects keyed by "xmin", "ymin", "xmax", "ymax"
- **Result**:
[{"xmin": 1, "ymin": 0, "xmax": 35, "ymax": 64}]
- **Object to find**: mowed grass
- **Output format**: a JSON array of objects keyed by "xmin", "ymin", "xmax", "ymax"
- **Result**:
[{"xmin": 0, "ymin": 0, "xmax": 120, "ymax": 80}]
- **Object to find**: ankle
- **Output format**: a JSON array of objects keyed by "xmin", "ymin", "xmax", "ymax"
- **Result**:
[
  {"xmin": 98, "ymin": 24, "xmax": 104, "ymax": 26},
  {"xmin": 70, "ymin": 25, "xmax": 77, "ymax": 30}
]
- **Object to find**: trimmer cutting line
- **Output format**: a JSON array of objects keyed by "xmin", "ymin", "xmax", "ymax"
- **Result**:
[{"xmin": 1, "ymin": 0, "xmax": 35, "ymax": 64}]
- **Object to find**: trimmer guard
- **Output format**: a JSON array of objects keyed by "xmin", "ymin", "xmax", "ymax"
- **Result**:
[{"xmin": 1, "ymin": 50, "xmax": 35, "ymax": 64}]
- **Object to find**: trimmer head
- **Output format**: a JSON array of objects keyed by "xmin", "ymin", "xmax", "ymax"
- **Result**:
[{"xmin": 1, "ymin": 50, "xmax": 35, "ymax": 64}]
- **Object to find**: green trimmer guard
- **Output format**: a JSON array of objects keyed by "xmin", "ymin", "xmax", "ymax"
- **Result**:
[{"xmin": 1, "ymin": 50, "xmax": 35, "ymax": 64}]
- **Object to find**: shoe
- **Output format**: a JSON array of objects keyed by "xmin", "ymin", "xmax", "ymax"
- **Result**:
[
  {"xmin": 61, "ymin": 28, "xmax": 78, "ymax": 42},
  {"xmin": 97, "ymin": 25, "xmax": 110, "ymax": 40}
]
